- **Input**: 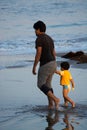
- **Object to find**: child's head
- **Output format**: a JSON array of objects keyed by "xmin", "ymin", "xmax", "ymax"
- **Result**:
[{"xmin": 60, "ymin": 61, "xmax": 70, "ymax": 70}]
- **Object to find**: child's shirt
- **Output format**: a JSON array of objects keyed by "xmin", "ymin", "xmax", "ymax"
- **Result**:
[{"xmin": 60, "ymin": 70, "xmax": 72, "ymax": 86}]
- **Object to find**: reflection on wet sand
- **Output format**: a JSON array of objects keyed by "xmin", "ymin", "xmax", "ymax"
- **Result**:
[
  {"xmin": 44, "ymin": 105, "xmax": 82, "ymax": 130},
  {"xmin": 0, "ymin": 104, "xmax": 87, "ymax": 130},
  {"xmin": 45, "ymin": 110, "xmax": 75, "ymax": 130},
  {"xmin": 62, "ymin": 113, "xmax": 74, "ymax": 130},
  {"xmin": 45, "ymin": 110, "xmax": 59, "ymax": 130},
  {"xmin": 31, "ymin": 104, "xmax": 87, "ymax": 130}
]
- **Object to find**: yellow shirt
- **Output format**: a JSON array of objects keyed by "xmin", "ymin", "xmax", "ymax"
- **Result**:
[{"xmin": 60, "ymin": 70, "xmax": 72, "ymax": 86}]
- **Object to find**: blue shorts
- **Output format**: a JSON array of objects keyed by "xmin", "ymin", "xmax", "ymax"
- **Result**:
[
  {"xmin": 63, "ymin": 85, "xmax": 68, "ymax": 89},
  {"xmin": 63, "ymin": 85, "xmax": 71, "ymax": 92}
]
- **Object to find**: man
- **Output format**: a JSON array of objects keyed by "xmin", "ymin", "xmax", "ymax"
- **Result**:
[{"xmin": 32, "ymin": 20, "xmax": 60, "ymax": 109}]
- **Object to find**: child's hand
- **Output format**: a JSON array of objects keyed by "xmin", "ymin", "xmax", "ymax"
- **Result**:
[{"xmin": 72, "ymin": 87, "xmax": 75, "ymax": 91}]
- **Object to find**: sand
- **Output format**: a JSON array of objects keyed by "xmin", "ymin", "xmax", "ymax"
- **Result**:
[{"xmin": 0, "ymin": 54, "xmax": 87, "ymax": 130}]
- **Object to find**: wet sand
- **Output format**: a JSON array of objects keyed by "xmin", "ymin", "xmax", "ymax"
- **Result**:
[{"xmin": 0, "ymin": 54, "xmax": 87, "ymax": 130}]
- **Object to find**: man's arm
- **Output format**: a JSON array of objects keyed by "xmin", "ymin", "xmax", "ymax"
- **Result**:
[
  {"xmin": 53, "ymin": 49, "xmax": 56, "ymax": 59},
  {"xmin": 32, "ymin": 47, "xmax": 42, "ymax": 75}
]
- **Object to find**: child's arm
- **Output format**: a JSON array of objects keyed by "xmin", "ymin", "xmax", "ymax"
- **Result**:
[
  {"xmin": 55, "ymin": 70, "xmax": 61, "ymax": 75},
  {"xmin": 70, "ymin": 78, "xmax": 75, "ymax": 90}
]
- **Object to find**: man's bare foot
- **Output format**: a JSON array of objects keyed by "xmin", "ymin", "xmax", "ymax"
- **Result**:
[
  {"xmin": 55, "ymin": 98, "xmax": 60, "ymax": 109},
  {"xmin": 64, "ymin": 102, "xmax": 68, "ymax": 107},
  {"xmin": 48, "ymin": 105, "xmax": 54, "ymax": 109}
]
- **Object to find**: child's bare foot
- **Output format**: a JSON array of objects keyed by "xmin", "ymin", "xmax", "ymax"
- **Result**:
[{"xmin": 72, "ymin": 102, "xmax": 75, "ymax": 108}]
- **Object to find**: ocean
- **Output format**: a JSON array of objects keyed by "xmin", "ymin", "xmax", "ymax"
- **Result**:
[{"xmin": 0, "ymin": 0, "xmax": 87, "ymax": 56}]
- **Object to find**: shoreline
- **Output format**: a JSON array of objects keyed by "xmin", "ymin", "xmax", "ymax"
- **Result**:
[{"xmin": 0, "ymin": 51, "xmax": 87, "ymax": 70}]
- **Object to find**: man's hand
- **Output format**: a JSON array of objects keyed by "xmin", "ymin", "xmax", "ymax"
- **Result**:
[
  {"xmin": 32, "ymin": 47, "xmax": 42, "ymax": 75},
  {"xmin": 32, "ymin": 66, "xmax": 36, "ymax": 75}
]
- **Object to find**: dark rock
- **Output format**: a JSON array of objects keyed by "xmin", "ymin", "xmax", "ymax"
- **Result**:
[
  {"xmin": 62, "ymin": 51, "xmax": 84, "ymax": 58},
  {"xmin": 62, "ymin": 51, "xmax": 87, "ymax": 64}
]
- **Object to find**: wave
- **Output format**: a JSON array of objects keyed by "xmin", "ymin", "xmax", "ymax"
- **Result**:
[{"xmin": 49, "ymin": 22, "xmax": 87, "ymax": 28}]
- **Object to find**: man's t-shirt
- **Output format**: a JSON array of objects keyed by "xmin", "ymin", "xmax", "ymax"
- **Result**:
[{"xmin": 35, "ymin": 34, "xmax": 55, "ymax": 66}]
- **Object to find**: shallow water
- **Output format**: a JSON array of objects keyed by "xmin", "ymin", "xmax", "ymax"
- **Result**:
[{"xmin": 0, "ymin": 103, "xmax": 87, "ymax": 130}]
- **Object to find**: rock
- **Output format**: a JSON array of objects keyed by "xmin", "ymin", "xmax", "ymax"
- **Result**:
[
  {"xmin": 62, "ymin": 51, "xmax": 87, "ymax": 64},
  {"xmin": 62, "ymin": 51, "xmax": 84, "ymax": 58}
]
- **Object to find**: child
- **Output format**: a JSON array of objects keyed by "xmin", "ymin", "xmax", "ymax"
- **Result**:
[{"xmin": 55, "ymin": 61, "xmax": 75, "ymax": 108}]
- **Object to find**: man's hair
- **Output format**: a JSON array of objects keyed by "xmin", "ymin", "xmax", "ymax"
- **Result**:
[
  {"xmin": 60, "ymin": 61, "xmax": 70, "ymax": 70},
  {"xmin": 33, "ymin": 20, "xmax": 46, "ymax": 32}
]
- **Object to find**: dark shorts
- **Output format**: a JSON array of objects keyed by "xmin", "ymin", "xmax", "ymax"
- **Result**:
[{"xmin": 40, "ymin": 84, "xmax": 53, "ymax": 95}]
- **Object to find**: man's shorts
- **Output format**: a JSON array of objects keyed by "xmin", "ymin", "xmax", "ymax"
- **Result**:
[
  {"xmin": 37, "ymin": 61, "xmax": 57, "ymax": 88},
  {"xmin": 40, "ymin": 84, "xmax": 53, "ymax": 95}
]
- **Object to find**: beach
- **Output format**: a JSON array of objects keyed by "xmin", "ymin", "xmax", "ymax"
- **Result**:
[
  {"xmin": 0, "ymin": 54, "xmax": 87, "ymax": 130},
  {"xmin": 0, "ymin": 0, "xmax": 87, "ymax": 129}
]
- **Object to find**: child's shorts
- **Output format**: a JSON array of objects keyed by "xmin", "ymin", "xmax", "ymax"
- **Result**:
[{"xmin": 63, "ymin": 85, "xmax": 71, "ymax": 92}]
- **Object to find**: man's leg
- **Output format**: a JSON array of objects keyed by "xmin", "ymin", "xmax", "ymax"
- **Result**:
[
  {"xmin": 47, "ymin": 88, "xmax": 54, "ymax": 109},
  {"xmin": 40, "ymin": 84, "xmax": 60, "ymax": 109},
  {"xmin": 47, "ymin": 90, "xmax": 60, "ymax": 109}
]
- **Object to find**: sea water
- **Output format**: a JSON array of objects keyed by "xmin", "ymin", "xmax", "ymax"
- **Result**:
[
  {"xmin": 0, "ymin": 0, "xmax": 87, "ymax": 69},
  {"xmin": 0, "ymin": 0, "xmax": 87, "ymax": 56}
]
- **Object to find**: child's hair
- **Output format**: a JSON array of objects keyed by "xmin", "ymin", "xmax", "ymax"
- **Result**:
[
  {"xmin": 60, "ymin": 61, "xmax": 70, "ymax": 70},
  {"xmin": 33, "ymin": 20, "xmax": 46, "ymax": 32}
]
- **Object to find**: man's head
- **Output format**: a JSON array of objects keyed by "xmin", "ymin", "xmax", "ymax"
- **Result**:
[{"xmin": 33, "ymin": 21, "xmax": 46, "ymax": 36}]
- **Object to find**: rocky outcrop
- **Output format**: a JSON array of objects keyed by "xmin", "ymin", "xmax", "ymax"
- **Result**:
[{"xmin": 62, "ymin": 51, "xmax": 87, "ymax": 64}]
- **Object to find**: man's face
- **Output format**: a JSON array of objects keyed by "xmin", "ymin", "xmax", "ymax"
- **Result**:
[{"xmin": 35, "ymin": 29, "xmax": 40, "ymax": 36}]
